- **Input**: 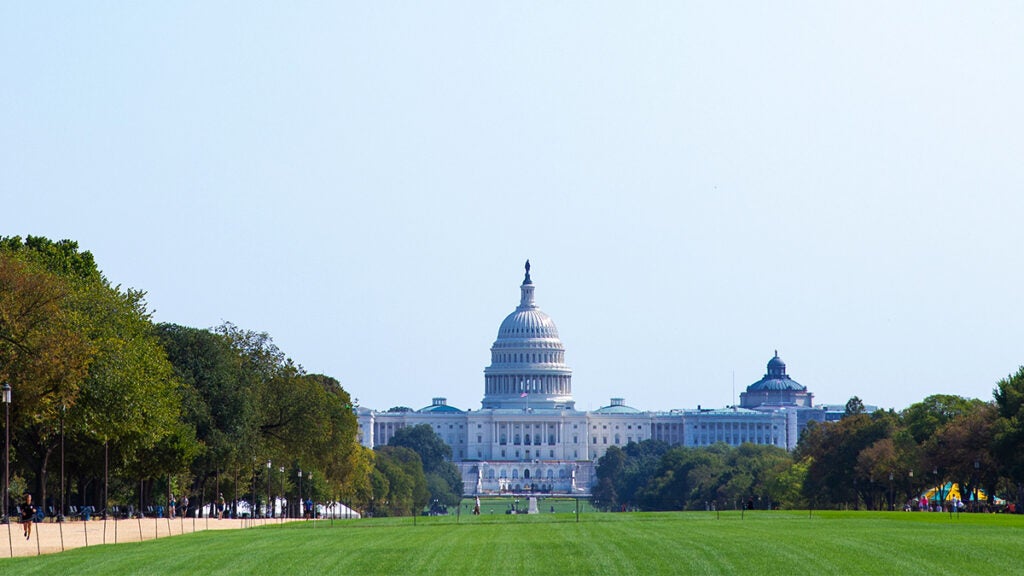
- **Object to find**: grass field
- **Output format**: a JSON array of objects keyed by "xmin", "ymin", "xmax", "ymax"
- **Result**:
[{"xmin": 2, "ymin": 509, "xmax": 1022, "ymax": 575}]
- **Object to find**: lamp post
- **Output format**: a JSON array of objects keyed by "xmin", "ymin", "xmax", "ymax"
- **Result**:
[
  {"xmin": 888, "ymin": 472, "xmax": 894, "ymax": 512},
  {"xmin": 2, "ymin": 382, "xmax": 10, "ymax": 524},
  {"xmin": 265, "ymin": 461, "xmax": 271, "ymax": 518},
  {"xmin": 60, "ymin": 404, "xmax": 66, "ymax": 522},
  {"xmin": 974, "ymin": 460, "xmax": 980, "ymax": 512},
  {"xmin": 298, "ymin": 470, "xmax": 303, "ymax": 518},
  {"xmin": 279, "ymin": 467, "xmax": 285, "ymax": 518},
  {"xmin": 908, "ymin": 470, "xmax": 914, "ymax": 511},
  {"xmin": 308, "ymin": 472, "xmax": 313, "ymax": 519}
]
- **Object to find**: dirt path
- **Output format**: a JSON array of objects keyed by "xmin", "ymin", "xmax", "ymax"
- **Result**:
[{"xmin": 2, "ymin": 516, "xmax": 303, "ymax": 558}]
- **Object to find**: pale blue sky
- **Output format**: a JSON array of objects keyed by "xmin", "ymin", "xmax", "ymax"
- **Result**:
[{"xmin": 3, "ymin": 3, "xmax": 1022, "ymax": 414}]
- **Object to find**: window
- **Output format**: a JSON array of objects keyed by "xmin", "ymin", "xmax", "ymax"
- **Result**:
[{"xmin": 477, "ymin": 435, "xmax": 482, "ymax": 443}]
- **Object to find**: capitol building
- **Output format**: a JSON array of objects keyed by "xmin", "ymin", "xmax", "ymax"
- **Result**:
[{"xmin": 356, "ymin": 263, "xmax": 826, "ymax": 495}]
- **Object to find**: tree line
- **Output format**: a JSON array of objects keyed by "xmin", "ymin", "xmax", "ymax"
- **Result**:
[
  {"xmin": 6, "ymin": 235, "xmax": 1023, "ymax": 517},
  {"xmin": 594, "ymin": 380, "xmax": 1024, "ymax": 512},
  {"xmin": 0, "ymin": 236, "xmax": 456, "ymax": 518}
]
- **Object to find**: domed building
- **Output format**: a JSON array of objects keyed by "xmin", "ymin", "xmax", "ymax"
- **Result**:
[
  {"xmin": 740, "ymin": 351, "xmax": 813, "ymax": 408},
  {"xmin": 355, "ymin": 262, "xmax": 824, "ymax": 496},
  {"xmin": 482, "ymin": 261, "xmax": 574, "ymax": 411},
  {"xmin": 739, "ymin": 351, "xmax": 825, "ymax": 442}
]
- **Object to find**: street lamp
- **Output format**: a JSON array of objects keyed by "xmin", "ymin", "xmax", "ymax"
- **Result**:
[
  {"xmin": 308, "ymin": 472, "xmax": 313, "ymax": 518},
  {"xmin": 974, "ymin": 460, "xmax": 980, "ymax": 512},
  {"xmin": 908, "ymin": 470, "xmax": 914, "ymax": 510},
  {"xmin": 2, "ymin": 382, "xmax": 10, "ymax": 524},
  {"xmin": 279, "ymin": 467, "xmax": 285, "ymax": 518},
  {"xmin": 888, "ymin": 472, "xmax": 894, "ymax": 511},
  {"xmin": 298, "ymin": 470, "xmax": 303, "ymax": 518},
  {"xmin": 60, "ymin": 404, "xmax": 66, "ymax": 522},
  {"xmin": 266, "ymin": 461, "xmax": 271, "ymax": 518}
]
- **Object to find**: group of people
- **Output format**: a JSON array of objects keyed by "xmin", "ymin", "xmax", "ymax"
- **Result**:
[{"xmin": 167, "ymin": 494, "xmax": 190, "ymax": 518}]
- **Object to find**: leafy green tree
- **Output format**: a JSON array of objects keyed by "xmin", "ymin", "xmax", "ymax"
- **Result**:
[
  {"xmin": 922, "ymin": 402, "xmax": 997, "ymax": 510},
  {"xmin": 768, "ymin": 457, "xmax": 809, "ymax": 509},
  {"xmin": 994, "ymin": 366, "xmax": 1024, "ymax": 508},
  {"xmin": 373, "ymin": 446, "xmax": 428, "ymax": 516},
  {"xmin": 156, "ymin": 323, "xmax": 259, "ymax": 501},
  {"xmin": 389, "ymin": 424, "xmax": 462, "ymax": 507},
  {"xmin": 797, "ymin": 412, "xmax": 895, "ymax": 509},
  {"xmin": 592, "ymin": 445, "xmax": 625, "ymax": 510},
  {"xmin": 1, "ymin": 237, "xmax": 186, "ymax": 506},
  {"xmin": 902, "ymin": 394, "xmax": 986, "ymax": 444},
  {"xmin": 845, "ymin": 396, "xmax": 866, "ymax": 416}
]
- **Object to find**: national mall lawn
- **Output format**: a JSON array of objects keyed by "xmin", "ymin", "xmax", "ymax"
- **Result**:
[{"xmin": 3, "ymin": 508, "xmax": 1022, "ymax": 575}]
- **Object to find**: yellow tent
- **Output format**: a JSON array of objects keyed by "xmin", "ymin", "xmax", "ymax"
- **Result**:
[{"xmin": 921, "ymin": 482, "xmax": 1002, "ymax": 504}]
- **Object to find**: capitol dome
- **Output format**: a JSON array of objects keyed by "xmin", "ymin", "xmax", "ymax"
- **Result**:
[{"xmin": 482, "ymin": 261, "xmax": 574, "ymax": 411}]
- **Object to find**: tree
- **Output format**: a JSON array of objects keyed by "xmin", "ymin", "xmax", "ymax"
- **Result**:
[
  {"xmin": 0, "ymin": 253, "xmax": 92, "ymax": 504},
  {"xmin": 797, "ymin": 412, "xmax": 896, "ymax": 509},
  {"xmin": 1, "ymin": 237, "xmax": 185, "ymax": 506},
  {"xmin": 373, "ymin": 446, "xmax": 428, "ymax": 516},
  {"xmin": 592, "ymin": 445, "xmax": 625, "ymax": 510},
  {"xmin": 845, "ymin": 396, "xmax": 866, "ymax": 416},
  {"xmin": 923, "ymin": 402, "xmax": 997, "ymax": 510},
  {"xmin": 994, "ymin": 367, "xmax": 1024, "ymax": 509},
  {"xmin": 156, "ymin": 323, "xmax": 259, "ymax": 501},
  {"xmin": 902, "ymin": 394, "xmax": 986, "ymax": 444},
  {"xmin": 389, "ymin": 424, "xmax": 462, "ymax": 507}
]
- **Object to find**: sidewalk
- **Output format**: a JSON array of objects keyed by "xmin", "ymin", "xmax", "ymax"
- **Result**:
[{"xmin": 2, "ymin": 516, "xmax": 300, "ymax": 558}]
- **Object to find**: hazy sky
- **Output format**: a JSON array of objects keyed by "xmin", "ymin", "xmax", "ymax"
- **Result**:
[{"xmin": 4, "ymin": 3, "xmax": 1022, "ymax": 414}]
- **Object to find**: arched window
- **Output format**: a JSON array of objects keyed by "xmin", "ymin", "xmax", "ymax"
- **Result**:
[
  {"xmin": 547, "ymin": 469, "xmax": 554, "ymax": 479},
  {"xmin": 524, "ymin": 469, "xmax": 531, "ymax": 479},
  {"xmin": 512, "ymin": 469, "xmax": 519, "ymax": 479}
]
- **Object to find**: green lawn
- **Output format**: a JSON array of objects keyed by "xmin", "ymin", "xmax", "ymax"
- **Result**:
[{"xmin": 3, "ymin": 510, "xmax": 1023, "ymax": 575}]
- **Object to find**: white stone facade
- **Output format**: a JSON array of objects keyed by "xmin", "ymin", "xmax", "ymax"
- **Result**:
[{"xmin": 355, "ymin": 264, "xmax": 819, "ymax": 495}]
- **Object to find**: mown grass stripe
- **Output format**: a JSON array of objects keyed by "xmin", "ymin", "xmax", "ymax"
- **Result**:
[{"xmin": 2, "ymin": 511, "xmax": 1023, "ymax": 575}]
